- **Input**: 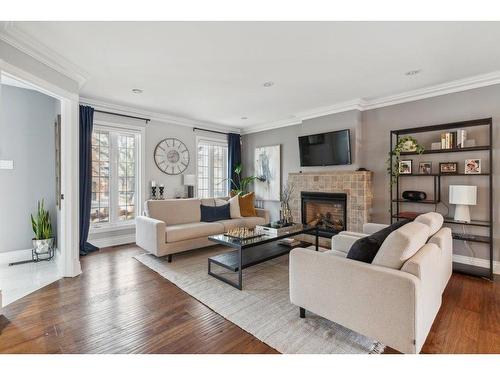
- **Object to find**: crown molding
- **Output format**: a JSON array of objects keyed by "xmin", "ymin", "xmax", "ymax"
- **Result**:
[
  {"xmin": 80, "ymin": 96, "xmax": 241, "ymax": 134},
  {"xmin": 295, "ymin": 99, "xmax": 365, "ymax": 121},
  {"xmin": 240, "ymin": 117, "xmax": 302, "ymax": 135},
  {"xmin": 0, "ymin": 22, "xmax": 89, "ymax": 88},
  {"xmin": 362, "ymin": 70, "xmax": 500, "ymax": 110},
  {"xmin": 243, "ymin": 70, "xmax": 500, "ymax": 134}
]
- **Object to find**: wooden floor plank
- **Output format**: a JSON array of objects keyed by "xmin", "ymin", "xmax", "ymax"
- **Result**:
[{"xmin": 0, "ymin": 245, "xmax": 498, "ymax": 354}]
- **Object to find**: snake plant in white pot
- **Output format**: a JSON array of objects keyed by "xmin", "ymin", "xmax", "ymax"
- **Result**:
[{"xmin": 31, "ymin": 199, "xmax": 54, "ymax": 260}]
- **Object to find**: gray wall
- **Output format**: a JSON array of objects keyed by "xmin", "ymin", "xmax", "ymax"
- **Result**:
[
  {"xmin": 242, "ymin": 85, "xmax": 500, "ymax": 261},
  {"xmin": 242, "ymin": 110, "xmax": 362, "ymax": 221},
  {"xmin": 88, "ymin": 113, "xmax": 226, "ymax": 245},
  {"xmin": 362, "ymin": 85, "xmax": 500, "ymax": 261},
  {"xmin": 0, "ymin": 85, "xmax": 57, "ymax": 252}
]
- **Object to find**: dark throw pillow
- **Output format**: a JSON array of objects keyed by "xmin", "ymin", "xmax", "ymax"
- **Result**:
[
  {"xmin": 346, "ymin": 219, "xmax": 410, "ymax": 263},
  {"xmin": 200, "ymin": 203, "xmax": 231, "ymax": 222}
]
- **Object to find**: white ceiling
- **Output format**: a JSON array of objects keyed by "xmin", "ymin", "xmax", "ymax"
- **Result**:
[{"xmin": 5, "ymin": 21, "xmax": 500, "ymax": 131}]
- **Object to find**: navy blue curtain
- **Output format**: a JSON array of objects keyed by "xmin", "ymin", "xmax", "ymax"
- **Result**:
[
  {"xmin": 227, "ymin": 133, "xmax": 241, "ymax": 192},
  {"xmin": 79, "ymin": 105, "xmax": 98, "ymax": 256}
]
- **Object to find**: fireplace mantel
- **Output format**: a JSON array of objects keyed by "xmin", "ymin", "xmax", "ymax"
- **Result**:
[{"xmin": 288, "ymin": 171, "xmax": 373, "ymax": 233}]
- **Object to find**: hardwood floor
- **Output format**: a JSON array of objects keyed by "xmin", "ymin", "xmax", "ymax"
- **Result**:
[{"xmin": 0, "ymin": 245, "xmax": 498, "ymax": 354}]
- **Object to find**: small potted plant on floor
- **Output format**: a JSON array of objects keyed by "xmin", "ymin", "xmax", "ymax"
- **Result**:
[{"xmin": 31, "ymin": 199, "xmax": 55, "ymax": 262}]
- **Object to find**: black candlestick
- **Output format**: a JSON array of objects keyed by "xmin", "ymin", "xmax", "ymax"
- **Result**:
[
  {"xmin": 151, "ymin": 186, "xmax": 157, "ymax": 200},
  {"xmin": 159, "ymin": 186, "xmax": 165, "ymax": 200}
]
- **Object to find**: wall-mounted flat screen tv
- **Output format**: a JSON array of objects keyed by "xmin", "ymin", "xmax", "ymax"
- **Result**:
[{"xmin": 298, "ymin": 129, "xmax": 352, "ymax": 166}]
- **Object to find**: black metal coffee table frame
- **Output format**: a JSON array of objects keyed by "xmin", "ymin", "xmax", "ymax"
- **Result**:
[{"xmin": 208, "ymin": 225, "xmax": 319, "ymax": 290}]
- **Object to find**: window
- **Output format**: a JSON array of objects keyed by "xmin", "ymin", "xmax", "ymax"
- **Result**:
[
  {"xmin": 91, "ymin": 126, "xmax": 141, "ymax": 227},
  {"xmin": 197, "ymin": 138, "xmax": 228, "ymax": 198}
]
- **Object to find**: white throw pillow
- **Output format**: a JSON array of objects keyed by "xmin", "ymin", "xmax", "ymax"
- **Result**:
[
  {"xmin": 372, "ymin": 222, "xmax": 430, "ymax": 269},
  {"xmin": 414, "ymin": 212, "xmax": 443, "ymax": 236},
  {"xmin": 228, "ymin": 195, "xmax": 242, "ymax": 218}
]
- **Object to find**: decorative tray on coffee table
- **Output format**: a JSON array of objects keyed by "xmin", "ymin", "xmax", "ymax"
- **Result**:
[{"xmin": 224, "ymin": 227, "xmax": 263, "ymax": 240}]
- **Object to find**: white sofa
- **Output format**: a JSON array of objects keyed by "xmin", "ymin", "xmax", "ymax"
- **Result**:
[
  {"xmin": 289, "ymin": 212, "xmax": 452, "ymax": 354},
  {"xmin": 136, "ymin": 198, "xmax": 269, "ymax": 261}
]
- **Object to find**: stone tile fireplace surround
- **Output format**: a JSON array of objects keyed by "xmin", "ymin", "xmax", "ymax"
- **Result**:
[{"xmin": 288, "ymin": 171, "xmax": 373, "ymax": 245}]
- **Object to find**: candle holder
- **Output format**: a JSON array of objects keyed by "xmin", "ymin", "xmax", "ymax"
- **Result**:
[
  {"xmin": 151, "ymin": 186, "xmax": 157, "ymax": 200},
  {"xmin": 159, "ymin": 186, "xmax": 165, "ymax": 200}
]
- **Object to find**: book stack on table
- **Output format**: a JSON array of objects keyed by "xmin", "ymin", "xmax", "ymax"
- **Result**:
[{"xmin": 277, "ymin": 238, "xmax": 302, "ymax": 247}]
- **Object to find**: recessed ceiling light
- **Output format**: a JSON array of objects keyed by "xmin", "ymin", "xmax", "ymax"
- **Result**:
[
  {"xmin": 405, "ymin": 70, "xmax": 421, "ymax": 76},
  {"xmin": 241, "ymin": 117, "xmax": 248, "ymax": 120},
  {"xmin": 263, "ymin": 81, "xmax": 274, "ymax": 87},
  {"xmin": 132, "ymin": 88, "xmax": 143, "ymax": 94}
]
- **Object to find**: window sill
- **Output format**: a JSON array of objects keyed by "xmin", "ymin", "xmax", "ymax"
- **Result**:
[{"xmin": 90, "ymin": 222, "xmax": 135, "ymax": 234}]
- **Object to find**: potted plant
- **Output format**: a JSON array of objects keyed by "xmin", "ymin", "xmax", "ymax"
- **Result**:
[
  {"xmin": 31, "ymin": 199, "xmax": 54, "ymax": 261},
  {"xmin": 223, "ymin": 163, "xmax": 261, "ymax": 196},
  {"xmin": 386, "ymin": 136, "xmax": 424, "ymax": 185}
]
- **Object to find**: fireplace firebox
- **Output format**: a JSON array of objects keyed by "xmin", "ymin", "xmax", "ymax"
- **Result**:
[{"xmin": 301, "ymin": 191, "xmax": 347, "ymax": 238}]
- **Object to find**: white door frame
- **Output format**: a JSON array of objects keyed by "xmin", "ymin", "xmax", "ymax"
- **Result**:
[{"xmin": 0, "ymin": 59, "xmax": 81, "ymax": 277}]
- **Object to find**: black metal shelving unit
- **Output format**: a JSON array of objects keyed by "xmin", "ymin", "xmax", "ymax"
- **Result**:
[{"xmin": 390, "ymin": 118, "xmax": 494, "ymax": 280}]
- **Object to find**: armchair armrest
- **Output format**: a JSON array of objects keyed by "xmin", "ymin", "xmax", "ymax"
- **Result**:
[
  {"xmin": 254, "ymin": 208, "xmax": 270, "ymax": 223},
  {"xmin": 289, "ymin": 248, "xmax": 421, "ymax": 353},
  {"xmin": 135, "ymin": 216, "xmax": 166, "ymax": 256}
]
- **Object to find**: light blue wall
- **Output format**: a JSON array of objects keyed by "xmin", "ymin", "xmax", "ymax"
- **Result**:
[{"xmin": 0, "ymin": 85, "xmax": 57, "ymax": 252}]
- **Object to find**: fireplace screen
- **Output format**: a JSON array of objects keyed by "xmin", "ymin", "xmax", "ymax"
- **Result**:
[{"xmin": 301, "ymin": 192, "xmax": 347, "ymax": 237}]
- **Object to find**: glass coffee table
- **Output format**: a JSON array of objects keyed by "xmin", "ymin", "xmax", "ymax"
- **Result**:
[{"xmin": 207, "ymin": 224, "xmax": 319, "ymax": 290}]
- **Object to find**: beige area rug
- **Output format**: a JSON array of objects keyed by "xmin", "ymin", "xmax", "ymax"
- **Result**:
[{"xmin": 134, "ymin": 246, "xmax": 384, "ymax": 354}]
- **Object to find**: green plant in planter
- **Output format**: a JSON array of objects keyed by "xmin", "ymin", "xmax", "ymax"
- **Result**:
[
  {"xmin": 222, "ymin": 163, "xmax": 261, "ymax": 196},
  {"xmin": 31, "ymin": 199, "xmax": 53, "ymax": 240},
  {"xmin": 386, "ymin": 136, "xmax": 424, "ymax": 185}
]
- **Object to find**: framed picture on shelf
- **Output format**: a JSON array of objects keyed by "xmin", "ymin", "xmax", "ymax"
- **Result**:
[
  {"xmin": 465, "ymin": 159, "xmax": 481, "ymax": 174},
  {"xmin": 439, "ymin": 162, "xmax": 458, "ymax": 174},
  {"xmin": 419, "ymin": 162, "xmax": 432, "ymax": 175},
  {"xmin": 399, "ymin": 160, "xmax": 412, "ymax": 175}
]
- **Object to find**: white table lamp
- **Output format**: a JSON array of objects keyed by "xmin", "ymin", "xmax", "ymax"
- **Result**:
[
  {"xmin": 183, "ymin": 174, "xmax": 196, "ymax": 198},
  {"xmin": 449, "ymin": 185, "xmax": 477, "ymax": 223}
]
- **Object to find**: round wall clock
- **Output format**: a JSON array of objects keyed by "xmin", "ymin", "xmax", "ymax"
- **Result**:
[{"xmin": 154, "ymin": 138, "xmax": 190, "ymax": 175}]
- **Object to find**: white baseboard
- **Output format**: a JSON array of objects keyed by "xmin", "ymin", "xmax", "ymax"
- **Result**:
[
  {"xmin": 89, "ymin": 234, "xmax": 135, "ymax": 249},
  {"xmin": 453, "ymin": 254, "xmax": 500, "ymax": 275},
  {"xmin": 0, "ymin": 248, "xmax": 33, "ymax": 265}
]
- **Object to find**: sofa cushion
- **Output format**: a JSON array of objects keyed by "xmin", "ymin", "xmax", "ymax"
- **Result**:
[
  {"xmin": 414, "ymin": 212, "xmax": 444, "ymax": 236},
  {"xmin": 217, "ymin": 219, "xmax": 244, "ymax": 231},
  {"xmin": 228, "ymin": 195, "xmax": 242, "ymax": 218},
  {"xmin": 346, "ymin": 219, "xmax": 409, "ymax": 263},
  {"xmin": 216, "ymin": 216, "xmax": 266, "ymax": 231},
  {"xmin": 372, "ymin": 222, "xmax": 430, "ymax": 269},
  {"xmin": 239, "ymin": 192, "xmax": 257, "ymax": 217},
  {"xmin": 146, "ymin": 199, "xmax": 201, "ymax": 225},
  {"xmin": 165, "ymin": 222, "xmax": 224, "ymax": 243},
  {"xmin": 200, "ymin": 204, "xmax": 231, "ymax": 222}
]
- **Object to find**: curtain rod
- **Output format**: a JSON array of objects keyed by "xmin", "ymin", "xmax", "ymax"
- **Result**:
[
  {"xmin": 193, "ymin": 127, "xmax": 228, "ymax": 135},
  {"xmin": 94, "ymin": 109, "xmax": 150, "ymax": 123}
]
